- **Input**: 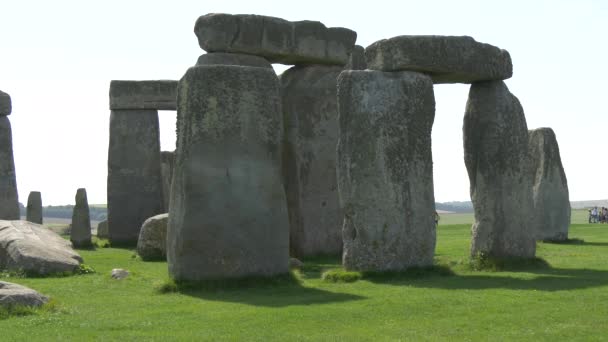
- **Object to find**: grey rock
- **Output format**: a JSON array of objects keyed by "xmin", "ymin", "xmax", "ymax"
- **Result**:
[
  {"xmin": 346, "ymin": 45, "xmax": 366, "ymax": 70},
  {"xmin": 109, "ymin": 80, "xmax": 178, "ymax": 110},
  {"xmin": 281, "ymin": 65, "xmax": 343, "ymax": 257},
  {"xmin": 196, "ymin": 52, "xmax": 272, "ymax": 68},
  {"xmin": 0, "ymin": 220, "xmax": 82, "ymax": 275},
  {"xmin": 96, "ymin": 220, "xmax": 108, "ymax": 239},
  {"xmin": 0, "ymin": 117, "xmax": 19, "ymax": 220},
  {"xmin": 365, "ymin": 35, "xmax": 512, "ymax": 84},
  {"xmin": 529, "ymin": 128, "xmax": 570, "ymax": 241},
  {"xmin": 0, "ymin": 281, "xmax": 48, "ymax": 308},
  {"xmin": 108, "ymin": 109, "xmax": 163, "ymax": 245},
  {"xmin": 289, "ymin": 257, "xmax": 304, "ymax": 269},
  {"xmin": 137, "ymin": 213, "xmax": 168, "ymax": 261},
  {"xmin": 168, "ymin": 65, "xmax": 289, "ymax": 281},
  {"xmin": 160, "ymin": 151, "xmax": 175, "ymax": 212},
  {"xmin": 337, "ymin": 70, "xmax": 436, "ymax": 272},
  {"xmin": 26, "ymin": 191, "xmax": 42, "ymax": 224},
  {"xmin": 0, "ymin": 90, "xmax": 11, "ymax": 116},
  {"xmin": 464, "ymin": 80, "xmax": 536, "ymax": 258},
  {"xmin": 194, "ymin": 13, "xmax": 357, "ymax": 66},
  {"xmin": 111, "ymin": 268, "xmax": 129, "ymax": 280},
  {"xmin": 71, "ymin": 188, "xmax": 91, "ymax": 248}
]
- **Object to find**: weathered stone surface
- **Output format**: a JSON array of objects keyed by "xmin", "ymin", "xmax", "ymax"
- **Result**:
[
  {"xmin": 365, "ymin": 36, "xmax": 512, "ymax": 84},
  {"xmin": 281, "ymin": 65, "xmax": 343, "ymax": 257},
  {"xmin": 0, "ymin": 117, "xmax": 19, "ymax": 220},
  {"xmin": 194, "ymin": 13, "xmax": 357, "ymax": 66},
  {"xmin": 96, "ymin": 220, "xmax": 108, "ymax": 239},
  {"xmin": 464, "ymin": 80, "xmax": 535, "ymax": 258},
  {"xmin": 337, "ymin": 70, "xmax": 436, "ymax": 272},
  {"xmin": 0, "ymin": 281, "xmax": 48, "ymax": 308},
  {"xmin": 0, "ymin": 220, "xmax": 82, "ymax": 275},
  {"xmin": 196, "ymin": 52, "xmax": 272, "ymax": 68},
  {"xmin": 26, "ymin": 191, "xmax": 42, "ymax": 224},
  {"xmin": 109, "ymin": 80, "xmax": 178, "ymax": 110},
  {"xmin": 137, "ymin": 213, "xmax": 168, "ymax": 261},
  {"xmin": 108, "ymin": 109, "xmax": 163, "ymax": 245},
  {"xmin": 160, "ymin": 151, "xmax": 175, "ymax": 212},
  {"xmin": 168, "ymin": 65, "xmax": 289, "ymax": 281},
  {"xmin": 71, "ymin": 188, "xmax": 91, "ymax": 248},
  {"xmin": 529, "ymin": 128, "xmax": 570, "ymax": 241},
  {"xmin": 111, "ymin": 268, "xmax": 129, "ymax": 280},
  {"xmin": 346, "ymin": 45, "xmax": 366, "ymax": 70},
  {"xmin": 0, "ymin": 90, "xmax": 11, "ymax": 116}
]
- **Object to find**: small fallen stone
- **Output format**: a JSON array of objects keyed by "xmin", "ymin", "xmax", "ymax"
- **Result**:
[
  {"xmin": 0, "ymin": 281, "xmax": 49, "ymax": 308},
  {"xmin": 111, "ymin": 268, "xmax": 129, "ymax": 280},
  {"xmin": 289, "ymin": 257, "xmax": 304, "ymax": 269}
]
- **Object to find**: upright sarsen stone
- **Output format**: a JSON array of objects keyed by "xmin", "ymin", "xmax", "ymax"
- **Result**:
[
  {"xmin": 0, "ymin": 116, "xmax": 19, "ymax": 220},
  {"xmin": 337, "ymin": 70, "xmax": 436, "ymax": 272},
  {"xmin": 71, "ymin": 188, "xmax": 91, "ymax": 248},
  {"xmin": 0, "ymin": 90, "xmax": 11, "ymax": 116},
  {"xmin": 160, "ymin": 151, "xmax": 175, "ymax": 212},
  {"xmin": 108, "ymin": 109, "xmax": 163, "ymax": 245},
  {"xmin": 529, "ymin": 128, "xmax": 570, "ymax": 241},
  {"xmin": 168, "ymin": 65, "xmax": 289, "ymax": 281},
  {"xmin": 464, "ymin": 80, "xmax": 535, "ymax": 258},
  {"xmin": 281, "ymin": 65, "xmax": 343, "ymax": 257},
  {"xmin": 26, "ymin": 191, "xmax": 42, "ymax": 224}
]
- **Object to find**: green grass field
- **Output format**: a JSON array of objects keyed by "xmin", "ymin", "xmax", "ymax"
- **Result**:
[{"xmin": 2, "ymin": 221, "xmax": 608, "ymax": 340}]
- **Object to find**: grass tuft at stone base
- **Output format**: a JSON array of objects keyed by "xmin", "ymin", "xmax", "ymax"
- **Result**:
[
  {"xmin": 155, "ymin": 271, "xmax": 301, "ymax": 293},
  {"xmin": 468, "ymin": 253, "xmax": 551, "ymax": 272},
  {"xmin": 321, "ymin": 269, "xmax": 362, "ymax": 283}
]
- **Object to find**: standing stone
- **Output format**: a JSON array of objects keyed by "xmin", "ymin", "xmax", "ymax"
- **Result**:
[
  {"xmin": 71, "ymin": 188, "xmax": 92, "ymax": 248},
  {"xmin": 96, "ymin": 219, "xmax": 108, "ymax": 239},
  {"xmin": 160, "ymin": 151, "xmax": 175, "ymax": 212},
  {"xmin": 107, "ymin": 109, "xmax": 163, "ymax": 245},
  {"xmin": 281, "ymin": 65, "xmax": 343, "ymax": 257},
  {"xmin": 168, "ymin": 65, "xmax": 288, "ymax": 281},
  {"xmin": 346, "ymin": 45, "xmax": 366, "ymax": 70},
  {"xmin": 26, "ymin": 191, "xmax": 42, "ymax": 224},
  {"xmin": 0, "ymin": 90, "xmax": 11, "ymax": 116},
  {"xmin": 337, "ymin": 70, "xmax": 436, "ymax": 272},
  {"xmin": 0, "ymin": 116, "xmax": 19, "ymax": 220},
  {"xmin": 529, "ymin": 128, "xmax": 570, "ymax": 241},
  {"xmin": 137, "ymin": 213, "xmax": 168, "ymax": 261},
  {"xmin": 464, "ymin": 80, "xmax": 535, "ymax": 258}
]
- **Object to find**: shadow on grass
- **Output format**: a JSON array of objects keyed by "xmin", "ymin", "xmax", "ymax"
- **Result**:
[{"xmin": 159, "ymin": 271, "xmax": 365, "ymax": 307}]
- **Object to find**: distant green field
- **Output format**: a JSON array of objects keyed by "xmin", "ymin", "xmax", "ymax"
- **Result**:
[{"xmin": 440, "ymin": 209, "xmax": 594, "ymax": 226}]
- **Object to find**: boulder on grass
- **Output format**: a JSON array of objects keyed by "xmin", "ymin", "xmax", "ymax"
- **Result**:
[
  {"xmin": 137, "ymin": 213, "xmax": 168, "ymax": 261},
  {"xmin": 0, "ymin": 220, "xmax": 82, "ymax": 276},
  {"xmin": 0, "ymin": 281, "xmax": 49, "ymax": 308}
]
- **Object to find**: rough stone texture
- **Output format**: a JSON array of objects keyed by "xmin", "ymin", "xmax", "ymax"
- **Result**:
[
  {"xmin": 26, "ymin": 191, "xmax": 42, "ymax": 224},
  {"xmin": 96, "ymin": 220, "xmax": 108, "ymax": 239},
  {"xmin": 337, "ymin": 70, "xmax": 436, "ymax": 272},
  {"xmin": 71, "ymin": 188, "xmax": 91, "ymax": 248},
  {"xmin": 365, "ymin": 35, "xmax": 513, "ymax": 84},
  {"xmin": 160, "ymin": 151, "xmax": 175, "ymax": 212},
  {"xmin": 108, "ymin": 109, "xmax": 163, "ymax": 245},
  {"xmin": 194, "ymin": 13, "xmax": 357, "ymax": 66},
  {"xmin": 168, "ymin": 65, "xmax": 289, "ymax": 281},
  {"xmin": 196, "ymin": 52, "xmax": 272, "ymax": 68},
  {"xmin": 111, "ymin": 268, "xmax": 129, "ymax": 280},
  {"xmin": 529, "ymin": 128, "xmax": 570, "ymax": 241},
  {"xmin": 0, "ymin": 220, "xmax": 82, "ymax": 275},
  {"xmin": 281, "ymin": 65, "xmax": 343, "ymax": 257},
  {"xmin": 137, "ymin": 213, "xmax": 168, "ymax": 261},
  {"xmin": 464, "ymin": 80, "xmax": 536, "ymax": 258},
  {"xmin": 0, "ymin": 281, "xmax": 49, "ymax": 308},
  {"xmin": 109, "ymin": 80, "xmax": 178, "ymax": 110},
  {"xmin": 346, "ymin": 45, "xmax": 366, "ymax": 70},
  {"xmin": 0, "ymin": 90, "xmax": 11, "ymax": 116},
  {"xmin": 0, "ymin": 117, "xmax": 19, "ymax": 220}
]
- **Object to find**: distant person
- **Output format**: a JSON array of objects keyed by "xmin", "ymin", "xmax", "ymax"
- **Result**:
[
  {"xmin": 434, "ymin": 211, "xmax": 440, "ymax": 227},
  {"xmin": 592, "ymin": 207, "xmax": 598, "ymax": 223},
  {"xmin": 589, "ymin": 208, "xmax": 593, "ymax": 223}
]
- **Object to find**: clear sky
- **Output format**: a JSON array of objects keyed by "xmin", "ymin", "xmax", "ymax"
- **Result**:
[{"xmin": 1, "ymin": 0, "xmax": 606, "ymax": 205}]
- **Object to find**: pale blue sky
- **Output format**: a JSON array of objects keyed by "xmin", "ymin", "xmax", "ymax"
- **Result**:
[{"xmin": 1, "ymin": 0, "xmax": 606, "ymax": 204}]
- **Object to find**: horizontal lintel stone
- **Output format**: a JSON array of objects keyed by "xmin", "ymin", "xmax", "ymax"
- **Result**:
[{"xmin": 109, "ymin": 80, "xmax": 178, "ymax": 110}]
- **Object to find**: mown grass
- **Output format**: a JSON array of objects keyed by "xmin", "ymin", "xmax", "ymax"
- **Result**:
[{"xmin": 1, "ymin": 223, "xmax": 608, "ymax": 341}]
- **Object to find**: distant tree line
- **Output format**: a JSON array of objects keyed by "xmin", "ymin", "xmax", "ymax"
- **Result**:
[{"xmin": 19, "ymin": 204, "xmax": 107, "ymax": 221}]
